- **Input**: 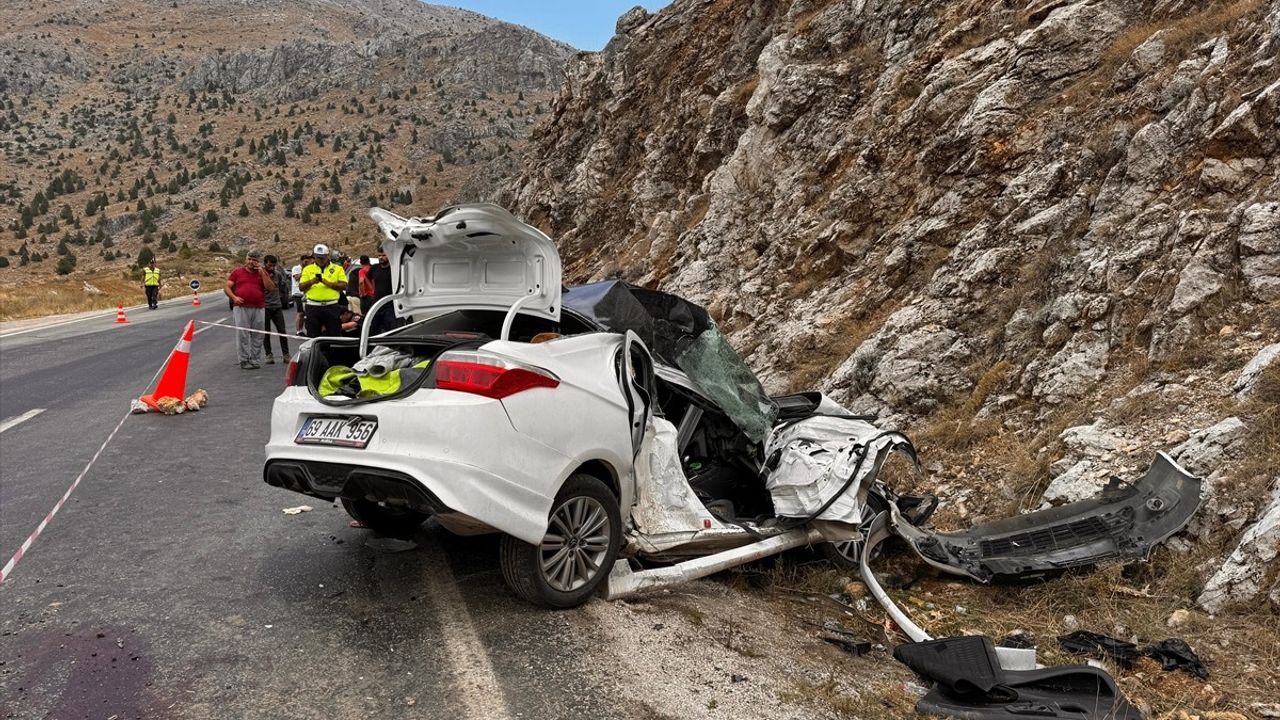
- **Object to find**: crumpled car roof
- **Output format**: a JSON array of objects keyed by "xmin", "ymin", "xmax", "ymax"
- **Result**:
[{"xmin": 562, "ymin": 280, "xmax": 779, "ymax": 443}]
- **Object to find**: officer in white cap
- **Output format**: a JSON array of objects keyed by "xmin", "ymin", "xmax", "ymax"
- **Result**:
[{"xmin": 298, "ymin": 243, "xmax": 349, "ymax": 337}]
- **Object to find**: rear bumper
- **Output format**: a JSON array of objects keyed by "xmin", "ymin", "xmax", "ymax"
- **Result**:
[
  {"xmin": 263, "ymin": 460, "xmax": 449, "ymax": 514},
  {"xmin": 263, "ymin": 387, "xmax": 576, "ymax": 544}
]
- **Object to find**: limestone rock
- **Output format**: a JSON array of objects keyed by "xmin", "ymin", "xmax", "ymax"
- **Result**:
[
  {"xmin": 1238, "ymin": 202, "xmax": 1280, "ymax": 302},
  {"xmin": 1041, "ymin": 421, "xmax": 1136, "ymax": 504},
  {"xmin": 1234, "ymin": 343, "xmax": 1280, "ymax": 396},
  {"xmin": 1168, "ymin": 261, "xmax": 1225, "ymax": 316},
  {"xmin": 1199, "ymin": 157, "xmax": 1260, "ymax": 193},
  {"xmin": 1199, "ymin": 479, "xmax": 1280, "ymax": 612},
  {"xmin": 1171, "ymin": 417, "xmax": 1249, "ymax": 477},
  {"xmin": 1031, "ymin": 333, "xmax": 1110, "ymax": 403}
]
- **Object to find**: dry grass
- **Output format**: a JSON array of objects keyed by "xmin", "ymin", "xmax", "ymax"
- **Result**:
[
  {"xmin": 784, "ymin": 671, "xmax": 920, "ymax": 719},
  {"xmin": 915, "ymin": 359, "xmax": 1011, "ymax": 453},
  {"xmin": 1100, "ymin": 0, "xmax": 1265, "ymax": 67},
  {"xmin": 783, "ymin": 305, "xmax": 893, "ymax": 394},
  {"xmin": 0, "ymin": 273, "xmax": 199, "ymax": 321},
  {"xmin": 0, "ymin": 250, "xmax": 236, "ymax": 321},
  {"xmin": 1050, "ymin": 0, "xmax": 1265, "ymax": 112}
]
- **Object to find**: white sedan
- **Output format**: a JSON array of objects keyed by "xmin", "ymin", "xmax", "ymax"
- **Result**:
[{"xmin": 264, "ymin": 204, "xmax": 1198, "ymax": 608}]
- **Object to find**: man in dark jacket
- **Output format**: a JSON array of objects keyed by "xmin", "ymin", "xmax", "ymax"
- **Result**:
[
  {"xmin": 366, "ymin": 249, "xmax": 397, "ymax": 335},
  {"xmin": 262, "ymin": 254, "xmax": 292, "ymax": 364}
]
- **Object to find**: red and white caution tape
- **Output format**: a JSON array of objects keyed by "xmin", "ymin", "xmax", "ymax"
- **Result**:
[
  {"xmin": 0, "ymin": 411, "xmax": 132, "ymax": 585},
  {"xmin": 194, "ymin": 320, "xmax": 308, "ymax": 342}
]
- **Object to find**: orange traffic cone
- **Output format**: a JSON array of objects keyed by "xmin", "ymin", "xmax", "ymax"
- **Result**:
[
  {"xmin": 115, "ymin": 303, "xmax": 129, "ymax": 324},
  {"xmin": 192, "ymin": 291, "xmax": 201, "ymax": 307},
  {"xmin": 140, "ymin": 320, "xmax": 194, "ymax": 411}
]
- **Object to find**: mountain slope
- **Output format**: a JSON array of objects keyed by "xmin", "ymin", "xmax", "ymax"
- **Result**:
[{"xmin": 0, "ymin": 0, "xmax": 573, "ymax": 316}]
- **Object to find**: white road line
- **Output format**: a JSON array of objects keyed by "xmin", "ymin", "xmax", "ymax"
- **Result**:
[
  {"xmin": 194, "ymin": 318, "xmax": 229, "ymax": 335},
  {"xmin": 0, "ymin": 408, "xmax": 45, "ymax": 434},
  {"xmin": 419, "ymin": 539, "xmax": 512, "ymax": 720}
]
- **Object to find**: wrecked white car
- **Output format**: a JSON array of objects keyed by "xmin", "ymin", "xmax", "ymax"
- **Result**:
[{"xmin": 263, "ymin": 204, "xmax": 1202, "ymax": 609}]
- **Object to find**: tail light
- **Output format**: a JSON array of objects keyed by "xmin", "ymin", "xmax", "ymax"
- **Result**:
[
  {"xmin": 435, "ymin": 350, "xmax": 560, "ymax": 399},
  {"xmin": 284, "ymin": 355, "xmax": 300, "ymax": 386}
]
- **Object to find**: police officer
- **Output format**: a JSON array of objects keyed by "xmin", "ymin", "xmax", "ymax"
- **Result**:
[
  {"xmin": 143, "ymin": 259, "xmax": 161, "ymax": 309},
  {"xmin": 299, "ymin": 244, "xmax": 348, "ymax": 338}
]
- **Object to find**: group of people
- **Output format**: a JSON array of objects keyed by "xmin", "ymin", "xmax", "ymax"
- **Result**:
[{"xmin": 223, "ymin": 244, "xmax": 399, "ymax": 370}]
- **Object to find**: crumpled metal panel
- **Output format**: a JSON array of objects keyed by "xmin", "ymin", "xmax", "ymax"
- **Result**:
[{"xmin": 764, "ymin": 415, "xmax": 917, "ymax": 524}]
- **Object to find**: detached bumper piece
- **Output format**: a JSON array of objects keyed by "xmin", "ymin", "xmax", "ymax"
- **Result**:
[
  {"xmin": 895, "ymin": 636, "xmax": 1143, "ymax": 720},
  {"xmin": 890, "ymin": 452, "xmax": 1201, "ymax": 582}
]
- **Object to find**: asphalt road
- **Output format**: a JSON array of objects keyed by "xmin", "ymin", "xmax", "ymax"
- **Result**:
[{"xmin": 0, "ymin": 301, "xmax": 619, "ymax": 719}]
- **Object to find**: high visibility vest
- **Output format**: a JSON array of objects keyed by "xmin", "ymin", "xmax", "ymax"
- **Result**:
[
  {"xmin": 301, "ymin": 263, "xmax": 347, "ymax": 303},
  {"xmin": 143, "ymin": 267, "xmax": 161, "ymax": 286}
]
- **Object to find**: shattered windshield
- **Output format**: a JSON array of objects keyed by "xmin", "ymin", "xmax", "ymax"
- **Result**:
[
  {"xmin": 673, "ymin": 324, "xmax": 776, "ymax": 443},
  {"xmin": 562, "ymin": 281, "xmax": 778, "ymax": 442}
]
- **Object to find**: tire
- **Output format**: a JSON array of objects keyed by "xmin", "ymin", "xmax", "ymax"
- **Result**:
[
  {"xmin": 500, "ymin": 473, "xmax": 621, "ymax": 609},
  {"xmin": 341, "ymin": 498, "xmax": 428, "ymax": 536}
]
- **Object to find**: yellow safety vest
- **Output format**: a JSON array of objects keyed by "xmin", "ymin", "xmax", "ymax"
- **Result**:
[
  {"xmin": 143, "ymin": 267, "xmax": 161, "ymax": 286},
  {"xmin": 301, "ymin": 263, "xmax": 347, "ymax": 303}
]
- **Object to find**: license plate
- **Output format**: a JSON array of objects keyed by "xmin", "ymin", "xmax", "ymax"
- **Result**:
[{"xmin": 295, "ymin": 416, "xmax": 378, "ymax": 448}]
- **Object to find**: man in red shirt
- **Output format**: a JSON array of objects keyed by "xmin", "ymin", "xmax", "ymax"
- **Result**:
[{"xmin": 224, "ymin": 249, "xmax": 276, "ymax": 370}]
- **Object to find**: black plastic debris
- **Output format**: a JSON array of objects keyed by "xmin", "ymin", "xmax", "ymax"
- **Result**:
[
  {"xmin": 1057, "ymin": 630, "xmax": 1143, "ymax": 667},
  {"xmin": 889, "ymin": 453, "xmax": 1201, "ymax": 582},
  {"xmin": 895, "ymin": 636, "xmax": 1145, "ymax": 720},
  {"xmin": 1057, "ymin": 631, "xmax": 1209, "ymax": 680},
  {"xmin": 894, "ymin": 636, "xmax": 1009, "ymax": 698},
  {"xmin": 1143, "ymin": 638, "xmax": 1209, "ymax": 679},
  {"xmin": 997, "ymin": 632, "xmax": 1036, "ymax": 650}
]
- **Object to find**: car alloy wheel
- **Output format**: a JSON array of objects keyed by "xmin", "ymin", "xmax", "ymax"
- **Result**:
[
  {"xmin": 540, "ymin": 496, "xmax": 612, "ymax": 592},
  {"xmin": 499, "ymin": 473, "xmax": 621, "ymax": 608}
]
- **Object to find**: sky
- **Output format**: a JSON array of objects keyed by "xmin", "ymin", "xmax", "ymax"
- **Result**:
[{"xmin": 437, "ymin": 1, "xmax": 672, "ymax": 50}]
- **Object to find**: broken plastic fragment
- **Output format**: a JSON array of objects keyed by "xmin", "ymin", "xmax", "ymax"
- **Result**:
[
  {"xmin": 888, "ymin": 452, "xmax": 1200, "ymax": 582},
  {"xmin": 895, "ymin": 635, "xmax": 1144, "ymax": 720}
]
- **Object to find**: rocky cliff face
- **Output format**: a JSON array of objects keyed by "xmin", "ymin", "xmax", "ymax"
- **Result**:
[{"xmin": 499, "ymin": 0, "xmax": 1280, "ymax": 612}]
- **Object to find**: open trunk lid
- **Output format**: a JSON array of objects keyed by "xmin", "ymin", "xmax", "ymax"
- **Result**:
[{"xmin": 370, "ymin": 205, "xmax": 562, "ymax": 322}]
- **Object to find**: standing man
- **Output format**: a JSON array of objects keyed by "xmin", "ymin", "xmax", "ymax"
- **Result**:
[
  {"xmin": 143, "ymin": 259, "xmax": 161, "ymax": 309},
  {"xmin": 367, "ymin": 248, "xmax": 397, "ymax": 335},
  {"xmin": 225, "ymin": 249, "xmax": 275, "ymax": 370},
  {"xmin": 356, "ymin": 254, "xmax": 375, "ymax": 315},
  {"xmin": 262, "ymin": 254, "xmax": 292, "ymax": 365},
  {"xmin": 299, "ymin": 244, "xmax": 348, "ymax": 338},
  {"xmin": 290, "ymin": 252, "xmax": 311, "ymax": 334}
]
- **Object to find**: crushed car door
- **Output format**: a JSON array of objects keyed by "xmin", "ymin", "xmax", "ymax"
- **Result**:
[{"xmin": 620, "ymin": 331, "xmax": 655, "ymax": 460}]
